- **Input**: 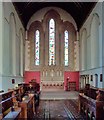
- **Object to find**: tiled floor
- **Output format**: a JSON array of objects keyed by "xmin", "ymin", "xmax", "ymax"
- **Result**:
[
  {"xmin": 34, "ymin": 100, "xmax": 86, "ymax": 120},
  {"xmin": 33, "ymin": 91, "xmax": 86, "ymax": 120}
]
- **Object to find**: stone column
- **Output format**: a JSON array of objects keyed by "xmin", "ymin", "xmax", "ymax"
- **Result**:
[
  {"xmin": 25, "ymin": 30, "xmax": 30, "ymax": 71},
  {"xmin": 74, "ymin": 31, "xmax": 79, "ymax": 71}
]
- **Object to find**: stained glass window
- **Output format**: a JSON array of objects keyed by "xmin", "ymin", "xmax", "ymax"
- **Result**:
[
  {"xmin": 49, "ymin": 19, "xmax": 55, "ymax": 65},
  {"xmin": 35, "ymin": 30, "xmax": 40, "ymax": 65},
  {"xmin": 64, "ymin": 30, "xmax": 69, "ymax": 66}
]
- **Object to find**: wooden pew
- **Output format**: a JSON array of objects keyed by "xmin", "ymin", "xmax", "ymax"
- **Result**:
[
  {"xmin": 18, "ymin": 82, "xmax": 40, "ymax": 119},
  {"xmin": 79, "ymin": 93, "xmax": 104, "ymax": 120},
  {"xmin": 8, "ymin": 86, "xmax": 35, "ymax": 119},
  {"xmin": 9, "ymin": 85, "xmax": 35, "ymax": 119},
  {"xmin": 0, "ymin": 91, "xmax": 13, "ymax": 116},
  {"xmin": 18, "ymin": 94, "xmax": 35, "ymax": 119},
  {"xmin": 82, "ymin": 84, "xmax": 98, "ymax": 99},
  {"xmin": 79, "ymin": 87, "xmax": 104, "ymax": 120},
  {"xmin": 0, "ymin": 91, "xmax": 21, "ymax": 120},
  {"xmin": 18, "ymin": 82, "xmax": 40, "ymax": 94}
]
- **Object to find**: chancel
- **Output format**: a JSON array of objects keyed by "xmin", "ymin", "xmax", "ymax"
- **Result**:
[{"xmin": 0, "ymin": 1, "xmax": 104, "ymax": 120}]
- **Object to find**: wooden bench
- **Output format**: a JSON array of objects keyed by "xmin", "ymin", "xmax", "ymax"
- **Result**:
[
  {"xmin": 0, "ymin": 90, "xmax": 21, "ymax": 120},
  {"xmin": 79, "ymin": 86, "xmax": 104, "ymax": 120},
  {"xmin": 18, "ymin": 94, "xmax": 35, "ymax": 119},
  {"xmin": 18, "ymin": 82, "xmax": 40, "ymax": 94},
  {"xmin": 2, "ymin": 108, "xmax": 21, "ymax": 120}
]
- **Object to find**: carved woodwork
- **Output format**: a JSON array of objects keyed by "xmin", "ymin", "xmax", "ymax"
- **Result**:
[{"xmin": 79, "ymin": 85, "xmax": 104, "ymax": 120}]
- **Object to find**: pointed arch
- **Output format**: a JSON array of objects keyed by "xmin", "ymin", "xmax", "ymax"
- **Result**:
[
  {"xmin": 9, "ymin": 12, "xmax": 17, "ymax": 75},
  {"xmin": 90, "ymin": 13, "xmax": 100, "ymax": 68},
  {"xmin": 43, "ymin": 9, "xmax": 61, "ymax": 66},
  {"xmin": 62, "ymin": 21, "xmax": 76, "ymax": 69},
  {"xmin": 81, "ymin": 28, "xmax": 87, "ymax": 70},
  {"xmin": 28, "ymin": 21, "xmax": 44, "ymax": 68}
]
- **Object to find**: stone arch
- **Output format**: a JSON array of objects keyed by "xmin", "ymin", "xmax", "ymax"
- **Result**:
[
  {"xmin": 62, "ymin": 21, "xmax": 76, "ymax": 69},
  {"xmin": 80, "ymin": 28, "xmax": 87, "ymax": 70},
  {"xmin": 28, "ymin": 21, "xmax": 44, "ymax": 69},
  {"xmin": 43, "ymin": 9, "xmax": 62, "ymax": 66},
  {"xmin": 9, "ymin": 12, "xmax": 17, "ymax": 75},
  {"xmin": 90, "ymin": 13, "xmax": 100, "ymax": 68}
]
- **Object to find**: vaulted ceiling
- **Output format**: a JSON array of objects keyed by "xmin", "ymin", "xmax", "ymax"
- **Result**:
[{"xmin": 13, "ymin": 2, "xmax": 96, "ymax": 31}]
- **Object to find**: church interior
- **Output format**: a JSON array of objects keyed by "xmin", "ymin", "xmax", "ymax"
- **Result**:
[{"xmin": 0, "ymin": 1, "xmax": 104, "ymax": 120}]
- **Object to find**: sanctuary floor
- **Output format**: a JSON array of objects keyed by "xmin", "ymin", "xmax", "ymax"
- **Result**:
[{"xmin": 40, "ymin": 91, "xmax": 79, "ymax": 100}]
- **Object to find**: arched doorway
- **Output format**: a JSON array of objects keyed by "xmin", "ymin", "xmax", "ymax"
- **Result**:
[{"xmin": 95, "ymin": 74, "xmax": 98, "ymax": 88}]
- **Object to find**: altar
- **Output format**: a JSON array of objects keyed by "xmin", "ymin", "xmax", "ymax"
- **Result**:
[{"xmin": 41, "ymin": 65, "xmax": 64, "ymax": 90}]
